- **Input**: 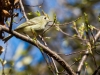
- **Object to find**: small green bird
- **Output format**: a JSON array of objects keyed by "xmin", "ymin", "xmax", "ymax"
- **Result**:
[{"xmin": 4, "ymin": 16, "xmax": 50, "ymax": 42}]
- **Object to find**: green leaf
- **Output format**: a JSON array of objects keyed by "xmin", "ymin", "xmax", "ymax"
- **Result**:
[
  {"xmin": 88, "ymin": 25, "xmax": 95, "ymax": 30},
  {"xmin": 78, "ymin": 23, "xmax": 85, "ymax": 37},
  {"xmin": 27, "ymin": 12, "xmax": 33, "ymax": 16},
  {"xmin": 53, "ymin": 13, "xmax": 57, "ymax": 23},
  {"xmin": 56, "ymin": 26, "xmax": 60, "ymax": 31},
  {"xmin": 84, "ymin": 62, "xmax": 88, "ymax": 68},
  {"xmin": 35, "ymin": 11, "xmax": 41, "ymax": 16},
  {"xmin": 6, "ymin": 21, "xmax": 10, "ymax": 27}
]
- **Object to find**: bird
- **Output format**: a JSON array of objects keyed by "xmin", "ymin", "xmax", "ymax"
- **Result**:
[{"xmin": 3, "ymin": 16, "xmax": 51, "ymax": 42}]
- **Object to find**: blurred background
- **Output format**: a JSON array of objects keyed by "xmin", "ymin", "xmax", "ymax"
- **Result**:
[{"xmin": 0, "ymin": 0, "xmax": 100, "ymax": 75}]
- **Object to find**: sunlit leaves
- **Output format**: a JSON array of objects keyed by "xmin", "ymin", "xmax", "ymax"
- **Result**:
[
  {"xmin": 84, "ymin": 62, "xmax": 88, "ymax": 68},
  {"xmin": 86, "ymin": 42, "xmax": 92, "ymax": 54},
  {"xmin": 88, "ymin": 25, "xmax": 95, "ymax": 31},
  {"xmin": 78, "ymin": 23, "xmax": 85, "ymax": 37},
  {"xmin": 27, "ymin": 12, "xmax": 34, "ymax": 16},
  {"xmin": 0, "ymin": 59, "xmax": 7, "ymax": 66},
  {"xmin": 6, "ymin": 21, "xmax": 10, "ymax": 27},
  {"xmin": 35, "ymin": 11, "xmax": 41, "ymax": 16}
]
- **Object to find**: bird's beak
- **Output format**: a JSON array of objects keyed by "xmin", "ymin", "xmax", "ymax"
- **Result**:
[
  {"xmin": 47, "ymin": 21, "xmax": 53, "ymax": 26},
  {"xmin": 49, "ymin": 21, "xmax": 53, "ymax": 22}
]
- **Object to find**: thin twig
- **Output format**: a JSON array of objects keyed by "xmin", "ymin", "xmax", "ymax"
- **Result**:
[
  {"xmin": 53, "ymin": 16, "xmax": 82, "ymax": 26},
  {"xmin": 84, "ymin": 67, "xmax": 87, "ymax": 75},
  {"xmin": 19, "ymin": 0, "xmax": 28, "ymax": 21},
  {"xmin": 94, "ymin": 30, "xmax": 100, "ymax": 55},
  {"xmin": 2, "ymin": 42, "xmax": 8, "ymax": 75},
  {"xmin": 31, "ymin": 29, "xmax": 55, "ymax": 75},
  {"xmin": 70, "ymin": 59, "xmax": 80, "ymax": 67},
  {"xmin": 41, "ymin": 50, "xmax": 56, "ymax": 75},
  {"xmin": 94, "ymin": 30, "xmax": 100, "ymax": 43},
  {"xmin": 92, "ymin": 66, "xmax": 100, "ymax": 75},
  {"xmin": 87, "ymin": 24, "xmax": 97, "ymax": 68},
  {"xmin": 39, "ymin": 35, "xmax": 47, "ymax": 46},
  {"xmin": 51, "ymin": 57, "xmax": 59, "ymax": 75},
  {"xmin": 39, "ymin": 35, "xmax": 59, "ymax": 75},
  {"xmin": 76, "ymin": 50, "xmax": 89, "ymax": 75},
  {"xmin": 91, "ymin": 54, "xmax": 97, "ymax": 68},
  {"xmin": 58, "ymin": 50, "xmax": 86, "ymax": 56},
  {"xmin": 58, "ymin": 27, "xmax": 87, "ymax": 43},
  {"xmin": 39, "ymin": 35, "xmax": 56, "ymax": 75},
  {"xmin": 14, "ymin": 16, "xmax": 24, "ymax": 24},
  {"xmin": 9, "ymin": 0, "xmax": 14, "ymax": 31}
]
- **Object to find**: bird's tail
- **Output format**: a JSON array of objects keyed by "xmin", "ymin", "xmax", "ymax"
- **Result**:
[{"xmin": 3, "ymin": 35, "xmax": 13, "ymax": 43}]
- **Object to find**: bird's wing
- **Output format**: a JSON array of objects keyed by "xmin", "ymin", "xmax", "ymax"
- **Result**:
[{"xmin": 15, "ymin": 19, "xmax": 38, "ymax": 30}]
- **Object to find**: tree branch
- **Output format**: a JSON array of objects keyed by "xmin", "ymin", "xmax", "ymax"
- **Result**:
[
  {"xmin": 76, "ymin": 30, "xmax": 100, "ymax": 75},
  {"xmin": 9, "ymin": 0, "xmax": 14, "ymax": 31},
  {"xmin": 0, "ymin": 25, "xmax": 76, "ymax": 75},
  {"xmin": 19, "ymin": 0, "xmax": 28, "ymax": 21},
  {"xmin": 76, "ymin": 50, "xmax": 89, "ymax": 75}
]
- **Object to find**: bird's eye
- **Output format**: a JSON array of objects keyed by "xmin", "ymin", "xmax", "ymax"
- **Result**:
[{"xmin": 44, "ymin": 17, "xmax": 46, "ymax": 19}]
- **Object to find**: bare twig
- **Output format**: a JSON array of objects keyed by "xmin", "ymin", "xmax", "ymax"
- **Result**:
[
  {"xmin": 84, "ymin": 67, "xmax": 87, "ymax": 75},
  {"xmin": 51, "ymin": 57, "xmax": 59, "ymax": 75},
  {"xmin": 31, "ymin": 29, "xmax": 55, "ymax": 74},
  {"xmin": 94, "ymin": 30, "xmax": 100, "ymax": 55},
  {"xmin": 39, "ymin": 35, "xmax": 48, "ymax": 46},
  {"xmin": 94, "ymin": 30, "xmax": 100, "ymax": 43},
  {"xmin": 92, "ymin": 66, "xmax": 100, "ymax": 75},
  {"xmin": 70, "ymin": 60, "xmax": 80, "ymax": 67},
  {"xmin": 41, "ymin": 50, "xmax": 56, "ymax": 75},
  {"xmin": 76, "ymin": 50, "xmax": 89, "ymax": 75},
  {"xmin": 39, "ymin": 35, "xmax": 59, "ymax": 75},
  {"xmin": 58, "ymin": 27, "xmax": 87, "ymax": 43},
  {"xmin": 19, "ymin": 0, "xmax": 28, "ymax": 21},
  {"xmin": 58, "ymin": 50, "xmax": 86, "ymax": 56},
  {"xmin": 9, "ymin": 0, "xmax": 14, "ymax": 30},
  {"xmin": 2, "ymin": 43, "xmax": 8, "ymax": 75},
  {"xmin": 14, "ymin": 16, "xmax": 25, "ymax": 24},
  {"xmin": 53, "ymin": 16, "xmax": 82, "ymax": 26}
]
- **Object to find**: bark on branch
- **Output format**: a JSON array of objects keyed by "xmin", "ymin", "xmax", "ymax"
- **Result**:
[{"xmin": 0, "ymin": 25, "xmax": 76, "ymax": 75}]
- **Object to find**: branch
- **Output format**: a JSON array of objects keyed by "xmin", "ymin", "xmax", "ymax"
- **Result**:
[
  {"xmin": 58, "ymin": 26, "xmax": 87, "ymax": 42},
  {"xmin": 92, "ymin": 66, "xmax": 100, "ymax": 75},
  {"xmin": 94, "ymin": 30, "xmax": 100, "ymax": 43},
  {"xmin": 19, "ymin": 0, "xmax": 28, "ymax": 21},
  {"xmin": 76, "ymin": 50, "xmax": 89, "ymax": 75},
  {"xmin": 0, "ymin": 25, "xmax": 76, "ymax": 75},
  {"xmin": 9, "ymin": 0, "xmax": 14, "ymax": 31},
  {"xmin": 76, "ymin": 30, "xmax": 100, "ymax": 75}
]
